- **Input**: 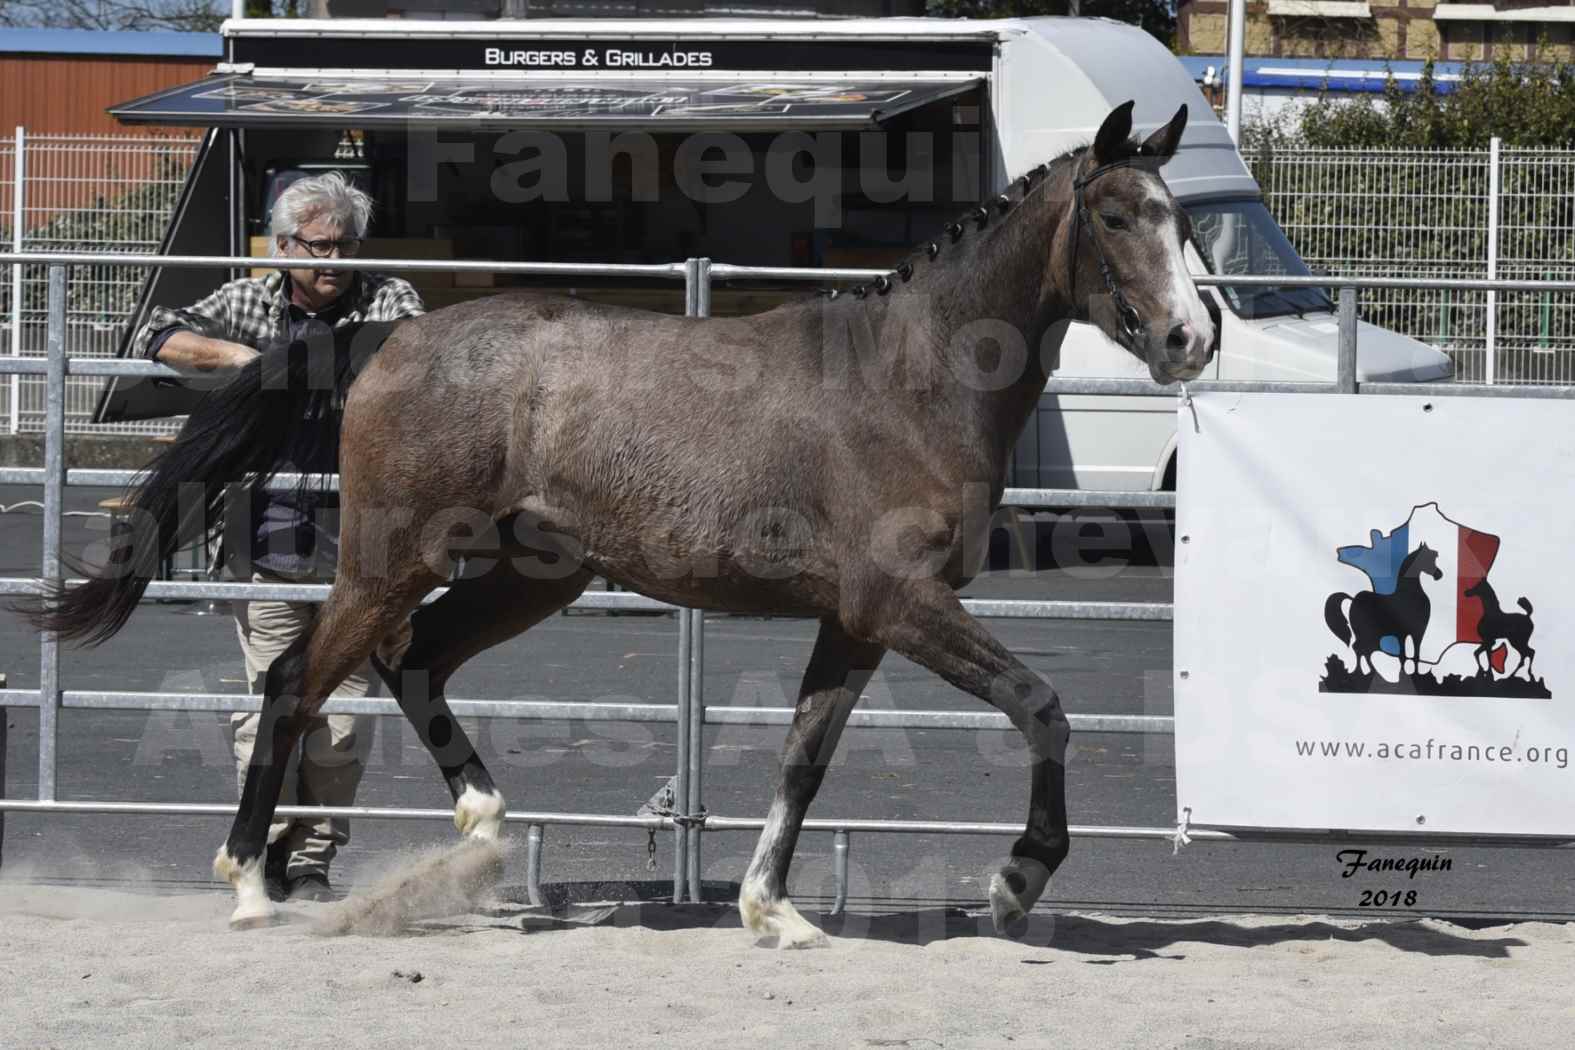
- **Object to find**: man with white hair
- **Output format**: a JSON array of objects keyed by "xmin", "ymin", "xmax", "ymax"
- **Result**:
[{"xmin": 132, "ymin": 172, "xmax": 424, "ymax": 902}]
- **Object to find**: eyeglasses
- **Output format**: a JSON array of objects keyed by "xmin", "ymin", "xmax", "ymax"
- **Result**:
[{"xmin": 290, "ymin": 235, "xmax": 363, "ymax": 258}]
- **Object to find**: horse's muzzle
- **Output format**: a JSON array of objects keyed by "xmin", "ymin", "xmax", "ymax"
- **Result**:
[{"xmin": 1150, "ymin": 319, "xmax": 1213, "ymax": 383}]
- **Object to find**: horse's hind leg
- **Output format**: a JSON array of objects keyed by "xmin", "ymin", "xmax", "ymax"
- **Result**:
[
  {"xmin": 1511, "ymin": 643, "xmax": 1534, "ymax": 680},
  {"xmin": 216, "ymin": 572, "xmax": 433, "ymax": 929},
  {"xmin": 847, "ymin": 578, "xmax": 1067, "ymax": 938},
  {"xmin": 739, "ymin": 619, "xmax": 883, "ymax": 948},
  {"xmin": 372, "ymin": 549, "xmax": 594, "ymax": 841},
  {"xmin": 1354, "ymin": 639, "xmax": 1375, "ymax": 677}
]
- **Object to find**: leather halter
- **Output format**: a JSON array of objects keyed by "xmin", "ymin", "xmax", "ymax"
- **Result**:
[{"xmin": 1069, "ymin": 156, "xmax": 1146, "ymax": 347}]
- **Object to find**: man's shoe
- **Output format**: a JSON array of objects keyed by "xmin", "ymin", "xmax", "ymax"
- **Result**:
[
  {"xmin": 287, "ymin": 872, "xmax": 336, "ymax": 902},
  {"xmin": 264, "ymin": 843, "xmax": 288, "ymax": 903}
]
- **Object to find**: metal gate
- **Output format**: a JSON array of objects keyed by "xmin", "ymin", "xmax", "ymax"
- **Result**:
[{"xmin": 2, "ymin": 249, "xmax": 1573, "ymax": 912}]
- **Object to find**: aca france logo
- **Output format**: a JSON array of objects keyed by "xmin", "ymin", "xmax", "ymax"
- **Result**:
[{"xmin": 1320, "ymin": 502, "xmax": 1550, "ymax": 698}]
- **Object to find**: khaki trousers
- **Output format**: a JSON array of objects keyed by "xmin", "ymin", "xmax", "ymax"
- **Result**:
[{"xmin": 231, "ymin": 569, "xmax": 378, "ymax": 881}]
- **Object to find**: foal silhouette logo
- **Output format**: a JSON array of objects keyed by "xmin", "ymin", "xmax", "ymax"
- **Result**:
[{"xmin": 1319, "ymin": 503, "xmax": 1550, "ymax": 698}]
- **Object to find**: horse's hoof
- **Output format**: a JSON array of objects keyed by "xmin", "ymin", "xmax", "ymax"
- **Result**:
[
  {"xmin": 454, "ymin": 785, "xmax": 506, "ymax": 841},
  {"xmin": 740, "ymin": 887, "xmax": 828, "ymax": 949},
  {"xmin": 215, "ymin": 846, "xmax": 277, "ymax": 931},
  {"xmin": 996, "ymin": 910, "xmax": 1031, "ymax": 940},
  {"xmin": 229, "ymin": 906, "xmax": 284, "ymax": 931},
  {"xmin": 988, "ymin": 857, "xmax": 1050, "ymax": 938},
  {"xmin": 779, "ymin": 925, "xmax": 830, "ymax": 950}
]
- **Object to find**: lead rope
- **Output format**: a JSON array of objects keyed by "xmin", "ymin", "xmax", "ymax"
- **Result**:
[{"xmin": 1179, "ymin": 380, "xmax": 1200, "ymax": 433}]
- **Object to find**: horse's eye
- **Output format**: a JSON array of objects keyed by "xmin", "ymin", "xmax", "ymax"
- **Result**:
[{"xmin": 1101, "ymin": 213, "xmax": 1128, "ymax": 231}]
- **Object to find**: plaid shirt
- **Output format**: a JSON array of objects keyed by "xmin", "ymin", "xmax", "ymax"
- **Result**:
[
  {"xmin": 132, "ymin": 268, "xmax": 425, "ymax": 359},
  {"xmin": 136, "ymin": 269, "xmax": 425, "ymax": 574}
]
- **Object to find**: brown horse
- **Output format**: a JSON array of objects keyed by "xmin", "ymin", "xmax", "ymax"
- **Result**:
[{"xmin": 26, "ymin": 101, "xmax": 1215, "ymax": 942}]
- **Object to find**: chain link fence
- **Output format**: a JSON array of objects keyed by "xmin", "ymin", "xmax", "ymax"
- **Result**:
[{"xmin": 1250, "ymin": 143, "xmax": 1575, "ymax": 385}]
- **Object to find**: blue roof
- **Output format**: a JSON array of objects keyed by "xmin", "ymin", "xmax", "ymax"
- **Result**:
[
  {"xmin": 0, "ymin": 28, "xmax": 222, "ymax": 59},
  {"xmin": 1181, "ymin": 54, "xmax": 1467, "ymax": 94}
]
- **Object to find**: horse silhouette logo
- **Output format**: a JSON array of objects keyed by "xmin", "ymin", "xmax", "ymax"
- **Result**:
[
  {"xmin": 1319, "ymin": 502, "xmax": 1551, "ymax": 698},
  {"xmin": 1325, "ymin": 543, "xmax": 1442, "ymax": 677},
  {"xmin": 1463, "ymin": 579, "xmax": 1536, "ymax": 680}
]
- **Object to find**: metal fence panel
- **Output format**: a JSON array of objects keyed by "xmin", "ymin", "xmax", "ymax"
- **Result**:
[
  {"xmin": 1253, "ymin": 146, "xmax": 1492, "ymax": 380},
  {"xmin": 1497, "ymin": 147, "xmax": 1575, "ymax": 384},
  {"xmin": 1, "ymin": 133, "xmax": 15, "ymax": 433},
  {"xmin": 9, "ymin": 133, "xmax": 198, "ymax": 437},
  {"xmin": 1250, "ymin": 144, "xmax": 1575, "ymax": 385}
]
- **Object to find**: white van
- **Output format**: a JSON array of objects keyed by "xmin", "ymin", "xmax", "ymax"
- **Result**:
[
  {"xmin": 980, "ymin": 18, "xmax": 1455, "ymax": 492},
  {"xmin": 101, "ymin": 13, "xmax": 1451, "ymax": 473}
]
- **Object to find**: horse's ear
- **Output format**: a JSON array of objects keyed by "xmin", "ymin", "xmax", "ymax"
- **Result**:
[
  {"xmin": 1093, "ymin": 101, "xmax": 1136, "ymax": 166},
  {"xmin": 1139, "ymin": 104, "xmax": 1189, "ymax": 161}
]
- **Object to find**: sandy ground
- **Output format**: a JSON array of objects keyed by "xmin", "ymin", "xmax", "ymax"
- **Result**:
[{"xmin": 3, "ymin": 852, "xmax": 1573, "ymax": 1050}]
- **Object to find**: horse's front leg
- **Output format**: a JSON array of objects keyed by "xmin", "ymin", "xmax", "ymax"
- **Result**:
[
  {"xmin": 372, "ymin": 640, "xmax": 506, "ymax": 843},
  {"xmin": 1510, "ymin": 643, "xmax": 1533, "ymax": 681},
  {"xmin": 370, "ymin": 560, "xmax": 596, "ymax": 842},
  {"xmin": 850, "ymin": 577, "xmax": 1069, "ymax": 938},
  {"xmin": 740, "ymin": 619, "xmax": 883, "ymax": 948}
]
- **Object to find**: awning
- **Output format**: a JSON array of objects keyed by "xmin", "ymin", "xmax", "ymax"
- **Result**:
[{"xmin": 110, "ymin": 75, "xmax": 981, "ymax": 130}]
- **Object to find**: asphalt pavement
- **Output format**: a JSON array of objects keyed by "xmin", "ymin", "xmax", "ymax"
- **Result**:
[{"xmin": 2, "ymin": 483, "xmax": 1573, "ymax": 922}]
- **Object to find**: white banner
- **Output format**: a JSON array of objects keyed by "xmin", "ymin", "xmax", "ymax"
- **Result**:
[{"xmin": 1175, "ymin": 393, "xmax": 1575, "ymax": 835}]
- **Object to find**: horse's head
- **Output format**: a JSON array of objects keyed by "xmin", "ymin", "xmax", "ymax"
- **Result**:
[
  {"xmin": 1407, "ymin": 543, "xmax": 1444, "ymax": 581},
  {"xmin": 1062, "ymin": 101, "xmax": 1218, "ymax": 384}
]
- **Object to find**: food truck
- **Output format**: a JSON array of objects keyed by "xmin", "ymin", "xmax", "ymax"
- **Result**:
[{"xmin": 99, "ymin": 15, "xmax": 1452, "ymax": 491}]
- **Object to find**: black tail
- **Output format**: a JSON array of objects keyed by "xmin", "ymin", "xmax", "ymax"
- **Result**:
[
  {"xmin": 10, "ymin": 320, "xmax": 401, "ymax": 646},
  {"xmin": 1324, "ymin": 593, "xmax": 1352, "ymax": 646},
  {"xmin": 1518, "ymin": 597, "xmax": 1533, "ymax": 616}
]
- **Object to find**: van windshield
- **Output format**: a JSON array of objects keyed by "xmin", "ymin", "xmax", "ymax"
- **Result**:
[{"xmin": 1185, "ymin": 199, "xmax": 1333, "ymax": 320}]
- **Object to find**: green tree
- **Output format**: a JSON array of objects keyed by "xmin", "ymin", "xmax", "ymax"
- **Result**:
[{"xmin": 1294, "ymin": 54, "xmax": 1575, "ymax": 149}]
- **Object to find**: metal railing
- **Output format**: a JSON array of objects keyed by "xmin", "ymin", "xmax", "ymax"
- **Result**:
[
  {"xmin": 2, "ymin": 251, "xmax": 1574, "ymax": 913},
  {"xmin": 13, "ymin": 131, "xmax": 1575, "ymax": 433}
]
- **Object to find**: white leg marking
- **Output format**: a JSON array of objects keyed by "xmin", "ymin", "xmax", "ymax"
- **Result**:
[
  {"xmin": 214, "ymin": 845, "xmax": 277, "ymax": 930},
  {"xmin": 739, "ymin": 875, "xmax": 828, "ymax": 950},
  {"xmin": 454, "ymin": 785, "xmax": 506, "ymax": 841},
  {"xmin": 988, "ymin": 856, "xmax": 1052, "ymax": 939},
  {"xmin": 738, "ymin": 807, "xmax": 828, "ymax": 949}
]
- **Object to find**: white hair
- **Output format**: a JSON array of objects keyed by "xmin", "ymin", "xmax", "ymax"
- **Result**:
[{"xmin": 270, "ymin": 171, "xmax": 373, "ymax": 255}]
